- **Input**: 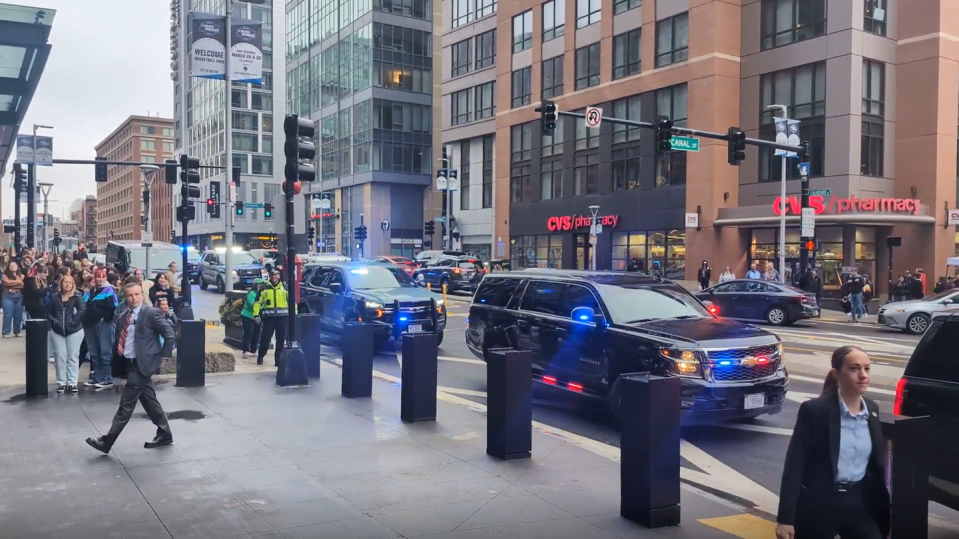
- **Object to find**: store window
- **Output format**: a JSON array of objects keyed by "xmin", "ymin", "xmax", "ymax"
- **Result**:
[
  {"xmin": 855, "ymin": 227, "xmax": 877, "ymax": 282},
  {"xmin": 390, "ymin": 238, "xmax": 423, "ymax": 258},
  {"xmin": 612, "ymin": 230, "xmax": 684, "ymax": 279},
  {"xmin": 511, "ymin": 235, "xmax": 562, "ymax": 269}
]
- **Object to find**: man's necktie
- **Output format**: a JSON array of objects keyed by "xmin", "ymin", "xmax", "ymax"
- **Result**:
[{"xmin": 117, "ymin": 312, "xmax": 133, "ymax": 357}]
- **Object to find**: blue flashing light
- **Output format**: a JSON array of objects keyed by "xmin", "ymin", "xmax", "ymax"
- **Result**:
[
  {"xmin": 578, "ymin": 315, "xmax": 589, "ymax": 321},
  {"xmin": 350, "ymin": 268, "xmax": 370, "ymax": 275},
  {"xmin": 399, "ymin": 316, "xmax": 408, "ymax": 322},
  {"xmin": 719, "ymin": 360, "xmax": 732, "ymax": 366}
]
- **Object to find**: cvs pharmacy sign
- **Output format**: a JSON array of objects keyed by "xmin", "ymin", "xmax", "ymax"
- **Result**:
[
  {"xmin": 772, "ymin": 195, "xmax": 921, "ymax": 216},
  {"xmin": 546, "ymin": 214, "xmax": 620, "ymax": 231}
]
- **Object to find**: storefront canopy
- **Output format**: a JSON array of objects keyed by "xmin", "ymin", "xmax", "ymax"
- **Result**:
[{"xmin": 947, "ymin": 257, "xmax": 959, "ymax": 267}]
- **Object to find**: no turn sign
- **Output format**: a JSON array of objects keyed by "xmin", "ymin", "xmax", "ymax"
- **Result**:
[{"xmin": 585, "ymin": 106, "xmax": 603, "ymax": 128}]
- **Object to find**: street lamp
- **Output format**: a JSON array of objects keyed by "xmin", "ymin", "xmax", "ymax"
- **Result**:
[
  {"xmin": 37, "ymin": 182, "xmax": 53, "ymax": 252},
  {"xmin": 588, "ymin": 205, "xmax": 599, "ymax": 271},
  {"xmin": 766, "ymin": 104, "xmax": 788, "ymax": 284},
  {"xmin": 31, "ymin": 124, "xmax": 53, "ymax": 252},
  {"xmin": 139, "ymin": 164, "xmax": 161, "ymax": 277}
]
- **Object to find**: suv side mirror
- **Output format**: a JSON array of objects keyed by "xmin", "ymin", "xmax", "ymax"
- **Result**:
[
  {"xmin": 571, "ymin": 306, "xmax": 604, "ymax": 327},
  {"xmin": 329, "ymin": 282, "xmax": 342, "ymax": 294}
]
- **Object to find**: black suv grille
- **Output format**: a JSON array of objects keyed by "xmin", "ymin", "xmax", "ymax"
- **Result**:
[
  {"xmin": 706, "ymin": 344, "xmax": 780, "ymax": 382},
  {"xmin": 384, "ymin": 302, "xmax": 434, "ymax": 323},
  {"xmin": 706, "ymin": 344, "xmax": 778, "ymax": 361}
]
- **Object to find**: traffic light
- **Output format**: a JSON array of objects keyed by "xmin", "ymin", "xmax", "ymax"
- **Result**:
[
  {"xmin": 307, "ymin": 226, "xmax": 315, "ymax": 241},
  {"xmin": 164, "ymin": 159, "xmax": 178, "ymax": 184},
  {"xmin": 235, "ymin": 201, "xmax": 244, "ymax": 215},
  {"xmin": 232, "ymin": 166, "xmax": 241, "ymax": 188},
  {"xmin": 284, "ymin": 115, "xmax": 316, "ymax": 184},
  {"xmin": 803, "ymin": 239, "xmax": 820, "ymax": 252},
  {"xmin": 656, "ymin": 119, "xmax": 674, "ymax": 153},
  {"xmin": 354, "ymin": 225, "xmax": 368, "ymax": 241},
  {"xmin": 13, "ymin": 163, "xmax": 23, "ymax": 187},
  {"xmin": 53, "ymin": 229, "xmax": 61, "ymax": 246},
  {"xmin": 536, "ymin": 99, "xmax": 557, "ymax": 134},
  {"xmin": 424, "ymin": 220, "xmax": 435, "ymax": 236},
  {"xmin": 95, "ymin": 156, "xmax": 108, "ymax": 182},
  {"xmin": 206, "ymin": 198, "xmax": 216, "ymax": 215},
  {"xmin": 727, "ymin": 127, "xmax": 746, "ymax": 166},
  {"xmin": 179, "ymin": 154, "xmax": 201, "ymax": 199},
  {"xmin": 264, "ymin": 203, "xmax": 273, "ymax": 218}
]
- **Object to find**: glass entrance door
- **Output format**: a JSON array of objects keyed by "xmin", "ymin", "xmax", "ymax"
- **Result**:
[{"xmin": 574, "ymin": 234, "xmax": 591, "ymax": 270}]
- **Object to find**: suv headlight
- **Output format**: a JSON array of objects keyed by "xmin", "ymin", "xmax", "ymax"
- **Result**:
[{"xmin": 659, "ymin": 348, "xmax": 703, "ymax": 378}]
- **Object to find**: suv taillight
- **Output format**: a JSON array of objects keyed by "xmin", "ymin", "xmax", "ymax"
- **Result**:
[{"xmin": 893, "ymin": 377, "xmax": 907, "ymax": 415}]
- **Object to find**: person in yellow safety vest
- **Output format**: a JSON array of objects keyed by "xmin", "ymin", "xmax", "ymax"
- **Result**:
[{"xmin": 253, "ymin": 269, "xmax": 295, "ymax": 366}]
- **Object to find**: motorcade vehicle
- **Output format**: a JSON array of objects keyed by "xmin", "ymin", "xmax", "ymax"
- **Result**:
[
  {"xmin": 415, "ymin": 250, "xmax": 465, "ymax": 267},
  {"xmin": 249, "ymin": 248, "xmax": 281, "ymax": 271},
  {"xmin": 105, "ymin": 240, "xmax": 183, "ymax": 276},
  {"xmin": 412, "ymin": 256, "xmax": 485, "ymax": 293},
  {"xmin": 185, "ymin": 248, "xmax": 201, "ymax": 284},
  {"xmin": 877, "ymin": 289, "xmax": 959, "ymax": 334},
  {"xmin": 370, "ymin": 255, "xmax": 418, "ymax": 275},
  {"xmin": 199, "ymin": 248, "xmax": 267, "ymax": 293},
  {"xmin": 893, "ymin": 312, "xmax": 959, "ymax": 511},
  {"xmin": 693, "ymin": 279, "xmax": 820, "ymax": 326},
  {"xmin": 299, "ymin": 261, "xmax": 446, "ymax": 349},
  {"xmin": 466, "ymin": 269, "xmax": 787, "ymax": 424},
  {"xmin": 302, "ymin": 252, "xmax": 351, "ymax": 264}
]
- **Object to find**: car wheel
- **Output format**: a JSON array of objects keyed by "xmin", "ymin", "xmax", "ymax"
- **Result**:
[
  {"xmin": 216, "ymin": 277, "xmax": 225, "ymax": 294},
  {"xmin": 766, "ymin": 306, "xmax": 788, "ymax": 326},
  {"xmin": 906, "ymin": 313, "xmax": 931, "ymax": 335},
  {"xmin": 436, "ymin": 331, "xmax": 444, "ymax": 347},
  {"xmin": 373, "ymin": 334, "xmax": 389, "ymax": 350},
  {"xmin": 416, "ymin": 273, "xmax": 425, "ymax": 282},
  {"xmin": 200, "ymin": 279, "xmax": 209, "ymax": 290},
  {"xmin": 607, "ymin": 376, "xmax": 623, "ymax": 422}
]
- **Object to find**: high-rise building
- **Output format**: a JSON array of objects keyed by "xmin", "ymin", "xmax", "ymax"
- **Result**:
[
  {"xmin": 285, "ymin": 0, "xmax": 443, "ymax": 258},
  {"xmin": 172, "ymin": 0, "xmax": 284, "ymax": 251},
  {"xmin": 94, "ymin": 116, "xmax": 175, "ymax": 251},
  {"xmin": 476, "ymin": 0, "xmax": 958, "ymax": 296},
  {"xmin": 71, "ymin": 195, "xmax": 97, "ymax": 251}
]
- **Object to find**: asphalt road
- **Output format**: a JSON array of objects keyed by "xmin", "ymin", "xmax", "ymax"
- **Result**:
[{"xmin": 187, "ymin": 286, "xmax": 958, "ymax": 526}]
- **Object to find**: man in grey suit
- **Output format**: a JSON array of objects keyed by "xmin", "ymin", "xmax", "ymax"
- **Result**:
[{"xmin": 86, "ymin": 282, "xmax": 176, "ymax": 453}]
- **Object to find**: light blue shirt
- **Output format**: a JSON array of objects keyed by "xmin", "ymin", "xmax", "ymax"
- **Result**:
[
  {"xmin": 836, "ymin": 395, "xmax": 872, "ymax": 483},
  {"xmin": 746, "ymin": 270, "xmax": 761, "ymax": 279},
  {"xmin": 123, "ymin": 304, "xmax": 142, "ymax": 360}
]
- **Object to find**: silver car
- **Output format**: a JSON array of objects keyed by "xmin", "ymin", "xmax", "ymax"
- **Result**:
[{"xmin": 878, "ymin": 289, "xmax": 959, "ymax": 334}]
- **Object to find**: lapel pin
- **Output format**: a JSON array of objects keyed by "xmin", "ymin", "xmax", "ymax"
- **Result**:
[{"xmin": 871, "ymin": 412, "xmax": 877, "ymax": 417}]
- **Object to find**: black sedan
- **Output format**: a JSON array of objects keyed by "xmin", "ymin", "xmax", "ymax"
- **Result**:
[{"xmin": 694, "ymin": 279, "xmax": 820, "ymax": 326}]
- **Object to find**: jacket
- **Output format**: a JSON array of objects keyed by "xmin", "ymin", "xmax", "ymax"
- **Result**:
[
  {"xmin": 111, "ymin": 304, "xmax": 176, "ymax": 378},
  {"xmin": 777, "ymin": 392, "xmax": 889, "ymax": 536},
  {"xmin": 697, "ymin": 267, "xmax": 711, "ymax": 282},
  {"xmin": 252, "ymin": 281, "xmax": 293, "ymax": 317},
  {"xmin": 48, "ymin": 292, "xmax": 86, "ymax": 336},
  {"xmin": 82, "ymin": 284, "xmax": 119, "ymax": 326},
  {"xmin": 240, "ymin": 289, "xmax": 258, "ymax": 319},
  {"xmin": 149, "ymin": 284, "xmax": 173, "ymax": 306},
  {"xmin": 843, "ymin": 275, "xmax": 865, "ymax": 295}
]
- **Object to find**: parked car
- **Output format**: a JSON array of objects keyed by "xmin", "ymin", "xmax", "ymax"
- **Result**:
[
  {"xmin": 878, "ymin": 289, "xmax": 959, "ymax": 334},
  {"xmin": 249, "ymin": 248, "xmax": 281, "ymax": 271},
  {"xmin": 185, "ymin": 248, "xmax": 201, "ymax": 284},
  {"xmin": 693, "ymin": 279, "xmax": 820, "ymax": 326},
  {"xmin": 299, "ymin": 261, "xmax": 446, "ymax": 349},
  {"xmin": 199, "ymin": 248, "xmax": 267, "ymax": 293},
  {"xmin": 412, "ymin": 256, "xmax": 485, "ymax": 293},
  {"xmin": 893, "ymin": 312, "xmax": 959, "ymax": 511},
  {"xmin": 370, "ymin": 255, "xmax": 418, "ymax": 275},
  {"xmin": 466, "ymin": 269, "xmax": 787, "ymax": 424},
  {"xmin": 415, "ymin": 250, "xmax": 465, "ymax": 267},
  {"xmin": 105, "ymin": 240, "xmax": 183, "ymax": 276}
]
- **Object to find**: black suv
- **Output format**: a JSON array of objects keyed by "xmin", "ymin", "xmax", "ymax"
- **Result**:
[
  {"xmin": 465, "ymin": 270, "xmax": 788, "ymax": 424},
  {"xmin": 893, "ymin": 313, "xmax": 959, "ymax": 511}
]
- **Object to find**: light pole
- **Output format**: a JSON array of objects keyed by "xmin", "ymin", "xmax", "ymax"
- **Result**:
[
  {"xmin": 588, "ymin": 205, "xmax": 599, "ymax": 271},
  {"xmin": 139, "ymin": 164, "xmax": 161, "ymax": 277},
  {"xmin": 37, "ymin": 182, "xmax": 53, "ymax": 252},
  {"xmin": 766, "ymin": 105, "xmax": 788, "ymax": 284},
  {"xmin": 30, "ymin": 124, "xmax": 53, "ymax": 253}
]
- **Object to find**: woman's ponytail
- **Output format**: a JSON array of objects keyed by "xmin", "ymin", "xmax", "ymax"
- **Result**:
[{"xmin": 821, "ymin": 345, "xmax": 864, "ymax": 396}]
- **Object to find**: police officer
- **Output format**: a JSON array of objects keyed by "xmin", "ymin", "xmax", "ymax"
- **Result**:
[{"xmin": 253, "ymin": 269, "xmax": 293, "ymax": 366}]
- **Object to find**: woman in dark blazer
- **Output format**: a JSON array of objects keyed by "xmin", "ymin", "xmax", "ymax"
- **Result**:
[{"xmin": 776, "ymin": 345, "xmax": 889, "ymax": 539}]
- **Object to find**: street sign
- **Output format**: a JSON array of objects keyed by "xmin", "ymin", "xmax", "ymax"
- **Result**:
[
  {"xmin": 797, "ymin": 162, "xmax": 810, "ymax": 177},
  {"xmin": 948, "ymin": 209, "xmax": 959, "ymax": 226},
  {"xmin": 670, "ymin": 136, "xmax": 700, "ymax": 152},
  {"xmin": 448, "ymin": 169, "xmax": 459, "ymax": 192},
  {"xmin": 808, "ymin": 189, "xmax": 830, "ymax": 197},
  {"xmin": 774, "ymin": 118, "xmax": 801, "ymax": 157},
  {"xmin": 436, "ymin": 168, "xmax": 448, "ymax": 190},
  {"xmin": 800, "ymin": 207, "xmax": 815, "ymax": 238},
  {"xmin": 585, "ymin": 107, "xmax": 602, "ymax": 128},
  {"xmin": 244, "ymin": 202, "xmax": 265, "ymax": 208},
  {"xmin": 684, "ymin": 213, "xmax": 699, "ymax": 228}
]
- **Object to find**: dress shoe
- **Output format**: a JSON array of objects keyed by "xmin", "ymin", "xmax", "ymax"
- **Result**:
[
  {"xmin": 85, "ymin": 437, "xmax": 111, "ymax": 454},
  {"xmin": 144, "ymin": 435, "xmax": 173, "ymax": 449}
]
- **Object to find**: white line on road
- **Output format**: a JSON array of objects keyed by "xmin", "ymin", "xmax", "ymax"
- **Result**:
[
  {"xmin": 438, "ymin": 356, "xmax": 485, "ymax": 366},
  {"xmin": 714, "ymin": 423, "xmax": 794, "ymax": 436}
]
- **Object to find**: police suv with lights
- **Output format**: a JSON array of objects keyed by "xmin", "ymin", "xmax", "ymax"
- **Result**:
[
  {"xmin": 300, "ymin": 261, "xmax": 447, "ymax": 349},
  {"xmin": 465, "ymin": 269, "xmax": 788, "ymax": 423}
]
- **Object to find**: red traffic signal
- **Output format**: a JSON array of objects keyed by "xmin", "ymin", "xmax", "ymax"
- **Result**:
[
  {"xmin": 206, "ymin": 198, "xmax": 215, "ymax": 206},
  {"xmin": 804, "ymin": 240, "xmax": 815, "ymax": 251}
]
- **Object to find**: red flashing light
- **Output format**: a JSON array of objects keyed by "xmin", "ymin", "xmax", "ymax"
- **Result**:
[
  {"xmin": 756, "ymin": 356, "xmax": 769, "ymax": 364},
  {"xmin": 453, "ymin": 268, "xmax": 462, "ymax": 274},
  {"xmin": 543, "ymin": 375, "xmax": 557, "ymax": 385},
  {"xmin": 709, "ymin": 306, "xmax": 719, "ymax": 315},
  {"xmin": 568, "ymin": 382, "xmax": 583, "ymax": 392},
  {"xmin": 206, "ymin": 198, "xmax": 215, "ymax": 206},
  {"xmin": 894, "ymin": 377, "xmax": 907, "ymax": 415}
]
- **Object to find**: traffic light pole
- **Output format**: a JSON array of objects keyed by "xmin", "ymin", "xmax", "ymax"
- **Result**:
[
  {"xmin": 799, "ymin": 157, "xmax": 812, "ymax": 277},
  {"xmin": 12, "ymin": 165, "xmax": 22, "ymax": 255},
  {"xmin": 26, "ymin": 164, "xmax": 35, "ymax": 250}
]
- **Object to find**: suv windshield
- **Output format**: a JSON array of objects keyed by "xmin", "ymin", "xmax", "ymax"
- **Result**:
[
  {"xmin": 594, "ymin": 283, "xmax": 711, "ymax": 324},
  {"xmin": 213, "ymin": 251, "xmax": 258, "ymax": 264},
  {"xmin": 347, "ymin": 266, "xmax": 414, "ymax": 289},
  {"xmin": 128, "ymin": 248, "xmax": 183, "ymax": 272}
]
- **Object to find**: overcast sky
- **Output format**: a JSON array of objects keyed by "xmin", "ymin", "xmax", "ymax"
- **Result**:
[{"xmin": 5, "ymin": 0, "xmax": 172, "ymax": 220}]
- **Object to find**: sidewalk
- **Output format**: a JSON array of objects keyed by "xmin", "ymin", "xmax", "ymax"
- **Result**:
[{"xmin": 0, "ymin": 360, "xmax": 776, "ymax": 539}]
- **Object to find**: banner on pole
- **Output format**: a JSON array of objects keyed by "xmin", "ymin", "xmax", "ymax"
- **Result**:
[
  {"xmin": 16, "ymin": 135, "xmax": 34, "ymax": 164},
  {"xmin": 34, "ymin": 136, "xmax": 53, "ymax": 166},
  {"xmin": 229, "ymin": 20, "xmax": 263, "ymax": 83},
  {"xmin": 190, "ymin": 12, "xmax": 227, "ymax": 79}
]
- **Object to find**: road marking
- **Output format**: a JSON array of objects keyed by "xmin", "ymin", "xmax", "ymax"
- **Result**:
[
  {"xmin": 786, "ymin": 391, "xmax": 818, "ymax": 404},
  {"xmin": 788, "ymin": 374, "xmax": 897, "ymax": 395},
  {"xmin": 699, "ymin": 514, "xmax": 777, "ymax": 539},
  {"xmin": 436, "ymin": 386, "xmax": 487, "ymax": 398},
  {"xmin": 714, "ymin": 423, "xmax": 794, "ymax": 436},
  {"xmin": 438, "ymin": 355, "xmax": 485, "ymax": 366}
]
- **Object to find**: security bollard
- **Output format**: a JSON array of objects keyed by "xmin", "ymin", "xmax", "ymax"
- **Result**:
[
  {"xmin": 25, "ymin": 320, "xmax": 48, "ymax": 397},
  {"xmin": 486, "ymin": 348, "xmax": 532, "ymax": 460},
  {"xmin": 277, "ymin": 344, "xmax": 309, "ymax": 387},
  {"xmin": 620, "ymin": 373, "xmax": 681, "ymax": 528},
  {"xmin": 882, "ymin": 415, "xmax": 935, "ymax": 539},
  {"xmin": 296, "ymin": 314, "xmax": 322, "ymax": 379},
  {"xmin": 342, "ymin": 322, "xmax": 373, "ymax": 398},
  {"xmin": 400, "ymin": 333, "xmax": 438, "ymax": 423},
  {"xmin": 176, "ymin": 320, "xmax": 206, "ymax": 387}
]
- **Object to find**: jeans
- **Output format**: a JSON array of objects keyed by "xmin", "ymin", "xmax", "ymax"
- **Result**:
[
  {"xmin": 2, "ymin": 293, "xmax": 23, "ymax": 336},
  {"xmin": 849, "ymin": 293, "xmax": 864, "ymax": 320},
  {"xmin": 84, "ymin": 321, "xmax": 116, "ymax": 384},
  {"xmin": 51, "ymin": 330, "xmax": 84, "ymax": 386},
  {"xmin": 241, "ymin": 316, "xmax": 260, "ymax": 353}
]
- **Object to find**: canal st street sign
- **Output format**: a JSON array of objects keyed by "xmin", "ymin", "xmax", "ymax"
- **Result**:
[
  {"xmin": 547, "ymin": 214, "xmax": 620, "ymax": 231},
  {"xmin": 772, "ymin": 195, "xmax": 921, "ymax": 216},
  {"xmin": 670, "ymin": 136, "xmax": 700, "ymax": 152}
]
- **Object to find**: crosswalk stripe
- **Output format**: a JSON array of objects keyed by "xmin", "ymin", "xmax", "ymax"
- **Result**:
[{"xmin": 698, "ymin": 514, "xmax": 777, "ymax": 539}]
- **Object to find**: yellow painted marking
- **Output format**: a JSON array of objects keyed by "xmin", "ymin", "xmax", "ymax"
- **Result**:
[{"xmin": 698, "ymin": 514, "xmax": 777, "ymax": 539}]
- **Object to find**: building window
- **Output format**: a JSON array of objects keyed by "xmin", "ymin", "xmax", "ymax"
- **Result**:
[
  {"xmin": 452, "ymin": 39, "xmax": 471, "ymax": 77},
  {"xmin": 612, "ymin": 94, "xmax": 641, "ymax": 143},
  {"xmin": 542, "ymin": 56, "xmax": 564, "ymax": 99},
  {"xmin": 575, "ymin": 43, "xmax": 601, "ymax": 90},
  {"xmin": 864, "ymin": 0, "xmax": 886, "ymax": 36},
  {"xmin": 576, "ymin": 0, "xmax": 601, "ymax": 28},
  {"xmin": 614, "ymin": 0, "xmax": 640, "ymax": 15},
  {"xmin": 574, "ymin": 154, "xmax": 599, "ymax": 195},
  {"xmin": 655, "ymin": 13, "xmax": 688, "ymax": 67},
  {"xmin": 475, "ymin": 81, "xmax": 496, "ymax": 119},
  {"xmin": 141, "ymin": 139, "xmax": 156, "ymax": 151},
  {"xmin": 452, "ymin": 0, "xmax": 472, "ymax": 27},
  {"xmin": 542, "ymin": 127, "xmax": 564, "ymax": 157},
  {"xmin": 656, "ymin": 84, "xmax": 688, "ymax": 186},
  {"xmin": 759, "ymin": 62, "xmax": 827, "ymax": 182},
  {"xmin": 861, "ymin": 60, "xmax": 885, "ymax": 178},
  {"xmin": 482, "ymin": 135, "xmax": 494, "ymax": 208},
  {"xmin": 511, "ymin": 235, "xmax": 562, "ymax": 269},
  {"xmin": 613, "ymin": 28, "xmax": 641, "ymax": 80},
  {"xmin": 612, "ymin": 147, "xmax": 641, "ymax": 191},
  {"xmin": 862, "ymin": 60, "xmax": 885, "ymax": 117},
  {"xmin": 451, "ymin": 89, "xmax": 472, "ymax": 125},
  {"xmin": 511, "ymin": 123, "xmax": 532, "ymax": 162},
  {"xmin": 511, "ymin": 67, "xmax": 532, "ymax": 108},
  {"xmin": 511, "ymin": 123, "xmax": 532, "ymax": 202},
  {"xmin": 541, "ymin": 160, "xmax": 564, "ymax": 200},
  {"xmin": 761, "ymin": 0, "xmax": 826, "ymax": 50},
  {"xmin": 575, "ymin": 107, "xmax": 601, "ymax": 150},
  {"xmin": 476, "ymin": 0, "xmax": 496, "ymax": 19},
  {"xmin": 513, "ymin": 10, "xmax": 533, "ymax": 53},
  {"xmin": 163, "ymin": 141, "xmax": 174, "ymax": 152},
  {"xmin": 612, "ymin": 230, "xmax": 684, "ymax": 278},
  {"xmin": 861, "ymin": 119, "xmax": 884, "ymax": 178},
  {"xmin": 460, "ymin": 140, "xmax": 471, "ymax": 211},
  {"xmin": 543, "ymin": 0, "xmax": 565, "ymax": 42},
  {"xmin": 475, "ymin": 29, "xmax": 496, "ymax": 69},
  {"xmin": 140, "ymin": 126, "xmax": 157, "ymax": 135}
]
